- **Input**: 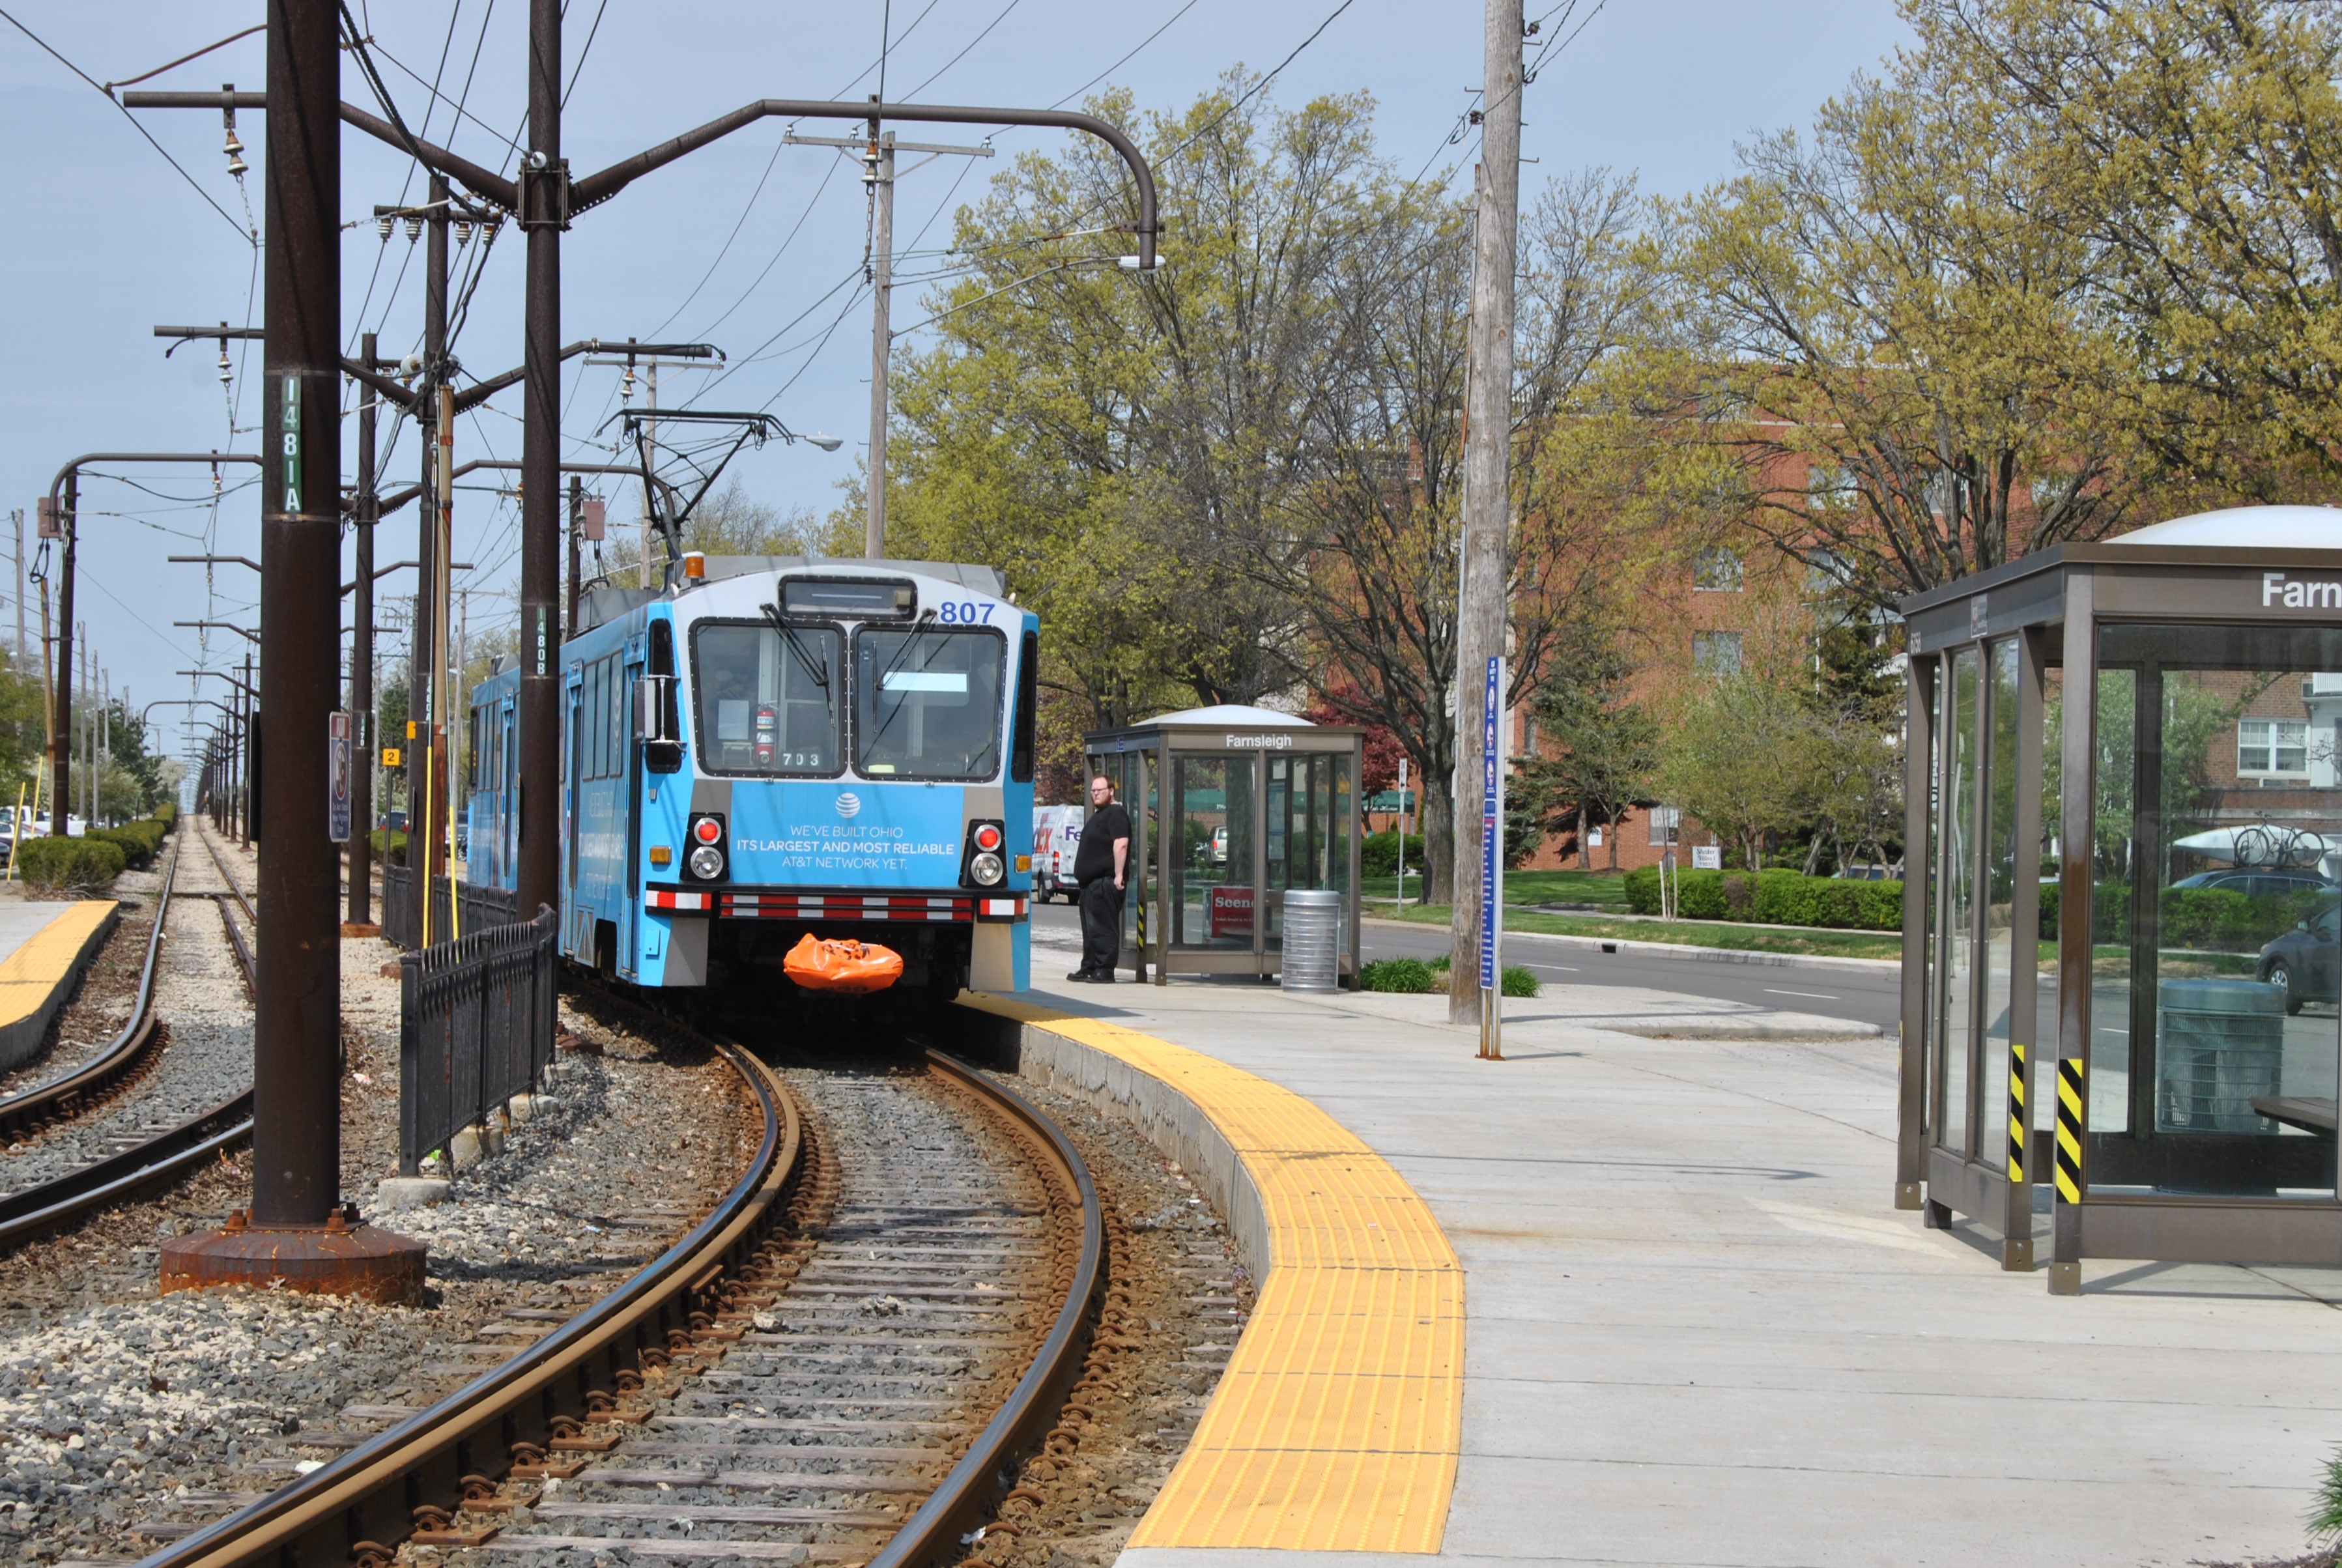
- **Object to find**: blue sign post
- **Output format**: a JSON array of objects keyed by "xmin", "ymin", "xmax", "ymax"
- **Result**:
[{"xmin": 1479, "ymin": 655, "xmax": 1504, "ymax": 1061}]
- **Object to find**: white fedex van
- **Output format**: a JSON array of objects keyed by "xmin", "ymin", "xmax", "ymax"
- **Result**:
[{"xmin": 1031, "ymin": 805, "xmax": 1086, "ymax": 904}]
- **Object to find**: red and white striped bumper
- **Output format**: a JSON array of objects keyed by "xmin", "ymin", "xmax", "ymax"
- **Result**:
[
  {"xmin": 711, "ymin": 891, "xmax": 1027, "ymax": 923},
  {"xmin": 644, "ymin": 889, "xmax": 714, "ymax": 912}
]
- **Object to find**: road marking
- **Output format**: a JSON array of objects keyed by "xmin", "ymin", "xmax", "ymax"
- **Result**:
[
  {"xmin": 1526, "ymin": 963, "xmax": 1580, "ymax": 973},
  {"xmin": 1764, "ymin": 987, "xmax": 1840, "ymax": 1001}
]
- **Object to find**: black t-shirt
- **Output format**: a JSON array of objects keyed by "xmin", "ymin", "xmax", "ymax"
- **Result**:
[{"xmin": 1074, "ymin": 803, "xmax": 1131, "ymax": 884}]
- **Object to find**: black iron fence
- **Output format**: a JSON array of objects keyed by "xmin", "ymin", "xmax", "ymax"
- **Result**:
[
  {"xmin": 397, "ymin": 905, "xmax": 559, "ymax": 1175},
  {"xmin": 382, "ymin": 864, "xmax": 522, "ymax": 951}
]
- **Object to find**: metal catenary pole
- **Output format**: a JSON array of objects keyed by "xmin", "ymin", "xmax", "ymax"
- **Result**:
[
  {"xmin": 252, "ymin": 0, "xmax": 345, "ymax": 1230},
  {"xmin": 515, "ymin": 0, "xmax": 565, "ymax": 925},
  {"xmin": 1449, "ymin": 0, "xmax": 1524, "ymax": 1031},
  {"xmin": 349, "ymin": 329, "xmax": 380, "ymax": 933}
]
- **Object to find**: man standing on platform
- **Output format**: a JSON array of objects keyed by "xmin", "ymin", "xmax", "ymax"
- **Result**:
[{"xmin": 1070, "ymin": 774, "xmax": 1130, "ymax": 982}]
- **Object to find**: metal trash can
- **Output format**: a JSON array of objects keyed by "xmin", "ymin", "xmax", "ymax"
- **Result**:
[
  {"xmin": 1281, "ymin": 889, "xmax": 1341, "ymax": 994},
  {"xmin": 2157, "ymin": 976, "xmax": 2287, "ymax": 1132}
]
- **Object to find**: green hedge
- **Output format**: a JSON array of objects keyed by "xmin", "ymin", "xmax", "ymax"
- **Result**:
[
  {"xmin": 371, "ymin": 828, "xmax": 408, "ymax": 866},
  {"xmin": 152, "ymin": 802, "xmax": 177, "ymax": 829},
  {"xmin": 88, "ymin": 818, "xmax": 167, "ymax": 870},
  {"xmin": 17, "ymin": 836, "xmax": 127, "ymax": 891},
  {"xmin": 1623, "ymin": 866, "xmax": 1904, "ymax": 930},
  {"xmin": 1362, "ymin": 831, "xmax": 1427, "ymax": 879}
]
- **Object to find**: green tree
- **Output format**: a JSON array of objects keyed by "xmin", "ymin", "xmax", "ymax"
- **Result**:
[
  {"xmin": 1524, "ymin": 629, "xmax": 1658, "ymax": 872},
  {"xmin": 1657, "ymin": 670, "xmax": 1818, "ymax": 870},
  {"xmin": 1653, "ymin": 9, "xmax": 2149, "ymax": 607},
  {"xmin": 1925, "ymin": 0, "xmax": 2342, "ymax": 500}
]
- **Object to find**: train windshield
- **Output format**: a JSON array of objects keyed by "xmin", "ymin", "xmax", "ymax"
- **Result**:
[
  {"xmin": 691, "ymin": 621, "xmax": 842, "ymax": 775},
  {"xmin": 854, "ymin": 627, "xmax": 1005, "ymax": 780}
]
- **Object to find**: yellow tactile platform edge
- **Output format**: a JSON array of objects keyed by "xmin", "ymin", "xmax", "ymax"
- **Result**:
[
  {"xmin": 0, "ymin": 901, "xmax": 115, "ymax": 1030},
  {"xmin": 964, "ymin": 994, "xmax": 1462, "ymax": 1552}
]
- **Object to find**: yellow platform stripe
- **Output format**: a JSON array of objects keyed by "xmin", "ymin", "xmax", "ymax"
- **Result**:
[
  {"xmin": 0, "ymin": 902, "xmax": 115, "ymax": 1031},
  {"xmin": 962, "ymin": 993, "xmax": 1462, "ymax": 1553},
  {"xmin": 2053, "ymin": 1057, "xmax": 2085, "ymax": 1205}
]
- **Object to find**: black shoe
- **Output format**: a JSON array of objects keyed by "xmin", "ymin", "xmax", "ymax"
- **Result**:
[{"xmin": 1066, "ymin": 969, "xmax": 1096, "ymax": 981}]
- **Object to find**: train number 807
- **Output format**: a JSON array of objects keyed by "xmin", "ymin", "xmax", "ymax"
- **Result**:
[{"xmin": 934, "ymin": 601, "xmax": 995, "ymax": 624}]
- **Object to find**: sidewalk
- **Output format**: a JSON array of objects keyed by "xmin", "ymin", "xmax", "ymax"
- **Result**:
[{"xmin": 999, "ymin": 972, "xmax": 2342, "ymax": 1568}]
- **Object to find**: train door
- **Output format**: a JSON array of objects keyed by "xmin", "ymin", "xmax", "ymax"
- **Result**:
[{"xmin": 620, "ymin": 648, "xmax": 646, "ymax": 969}]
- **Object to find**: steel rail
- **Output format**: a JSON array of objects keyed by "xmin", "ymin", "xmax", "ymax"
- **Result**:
[
  {"xmin": 135, "ymin": 1018, "xmax": 1105, "ymax": 1568},
  {"xmin": 876, "ymin": 1046, "xmax": 1106, "ymax": 1568},
  {"xmin": 137, "ymin": 1029, "xmax": 805, "ymax": 1568},
  {"xmin": 0, "ymin": 831, "xmax": 180, "ymax": 1143},
  {"xmin": 0, "ymin": 827, "xmax": 268, "ymax": 1251}
]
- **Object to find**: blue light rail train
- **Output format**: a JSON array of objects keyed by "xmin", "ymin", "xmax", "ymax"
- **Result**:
[{"xmin": 463, "ymin": 555, "xmax": 1035, "ymax": 1002}]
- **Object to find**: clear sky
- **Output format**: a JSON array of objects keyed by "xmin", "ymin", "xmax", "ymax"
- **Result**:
[{"xmin": 0, "ymin": 0, "xmax": 1910, "ymax": 773}]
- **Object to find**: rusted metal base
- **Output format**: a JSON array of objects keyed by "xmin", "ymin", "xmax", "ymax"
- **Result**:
[
  {"xmin": 341, "ymin": 922, "xmax": 382, "ymax": 938},
  {"xmin": 158, "ymin": 1206, "xmax": 427, "ymax": 1305}
]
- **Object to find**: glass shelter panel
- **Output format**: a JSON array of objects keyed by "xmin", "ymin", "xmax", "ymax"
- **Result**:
[
  {"xmin": 1171, "ymin": 756, "xmax": 1256, "ymax": 948},
  {"xmin": 1264, "ymin": 753, "xmax": 1354, "ymax": 950},
  {"xmin": 1938, "ymin": 647, "xmax": 1982, "ymax": 1156},
  {"xmin": 1980, "ymin": 640, "xmax": 2021, "ymax": 1169},
  {"xmin": 2089, "ymin": 625, "xmax": 2342, "ymax": 1199},
  {"xmin": 2037, "ymin": 665, "xmax": 2066, "ymax": 1137}
]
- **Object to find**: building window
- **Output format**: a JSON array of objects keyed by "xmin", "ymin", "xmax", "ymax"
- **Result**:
[
  {"xmin": 1808, "ymin": 464, "xmax": 1856, "ymax": 511},
  {"xmin": 1692, "ymin": 631, "xmax": 1743, "ymax": 675},
  {"xmin": 1692, "ymin": 547, "xmax": 1743, "ymax": 592},
  {"xmin": 1804, "ymin": 549, "xmax": 1851, "ymax": 594},
  {"xmin": 1648, "ymin": 805, "xmax": 1680, "ymax": 846},
  {"xmin": 2239, "ymin": 719, "xmax": 2309, "ymax": 777}
]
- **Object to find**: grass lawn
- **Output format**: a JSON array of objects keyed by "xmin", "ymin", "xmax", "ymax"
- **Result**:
[{"xmin": 1369, "ymin": 900, "xmax": 1903, "ymax": 961}]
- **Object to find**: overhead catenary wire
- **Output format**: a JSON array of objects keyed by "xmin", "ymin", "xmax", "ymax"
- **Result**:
[{"xmin": 0, "ymin": 7, "xmax": 255, "ymax": 244}]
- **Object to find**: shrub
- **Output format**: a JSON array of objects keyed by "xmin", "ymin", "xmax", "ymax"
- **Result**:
[
  {"xmin": 1360, "ymin": 956, "xmax": 1438, "ymax": 993},
  {"xmin": 1362, "ymin": 830, "xmax": 1427, "ymax": 880},
  {"xmin": 372, "ymin": 829, "xmax": 408, "ymax": 866},
  {"xmin": 17, "ymin": 835, "xmax": 127, "ymax": 891},
  {"xmin": 152, "ymin": 802, "xmax": 177, "ymax": 828},
  {"xmin": 1620, "ymin": 864, "xmax": 1903, "ymax": 930},
  {"xmin": 1500, "ymin": 964, "xmax": 1539, "ymax": 997}
]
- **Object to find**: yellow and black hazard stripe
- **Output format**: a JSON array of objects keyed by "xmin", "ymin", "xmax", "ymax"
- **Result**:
[
  {"xmin": 2054, "ymin": 1057, "xmax": 2085, "ymax": 1204},
  {"xmin": 2007, "ymin": 1042, "xmax": 2026, "ymax": 1182}
]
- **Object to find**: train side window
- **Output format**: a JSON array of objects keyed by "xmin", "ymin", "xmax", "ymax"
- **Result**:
[{"xmin": 1010, "ymin": 629, "xmax": 1037, "ymax": 784}]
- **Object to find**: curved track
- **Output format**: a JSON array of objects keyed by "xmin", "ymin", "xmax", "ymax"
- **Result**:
[
  {"xmin": 0, "ymin": 823, "xmax": 257, "ymax": 1251},
  {"xmin": 139, "ymin": 1005, "xmax": 1103, "ymax": 1568}
]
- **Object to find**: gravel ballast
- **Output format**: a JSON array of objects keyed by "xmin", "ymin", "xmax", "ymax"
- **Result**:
[{"xmin": 0, "ymin": 831, "xmax": 757, "ymax": 1565}]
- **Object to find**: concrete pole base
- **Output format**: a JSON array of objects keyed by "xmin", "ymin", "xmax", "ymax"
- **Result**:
[
  {"xmin": 158, "ymin": 1206, "xmax": 427, "ymax": 1305},
  {"xmin": 340, "ymin": 922, "xmax": 382, "ymax": 938}
]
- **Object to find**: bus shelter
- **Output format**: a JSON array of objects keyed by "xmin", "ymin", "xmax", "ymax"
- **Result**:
[
  {"xmin": 1085, "ymin": 706, "xmax": 1364, "ymax": 986},
  {"xmin": 1900, "ymin": 506, "xmax": 2342, "ymax": 1293}
]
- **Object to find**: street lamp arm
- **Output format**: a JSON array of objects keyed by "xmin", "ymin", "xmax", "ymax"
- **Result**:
[
  {"xmin": 378, "ymin": 459, "xmax": 676, "ymax": 519},
  {"xmin": 179, "ymin": 670, "xmax": 258, "ymax": 696},
  {"xmin": 173, "ymin": 621, "xmax": 261, "ymax": 644},
  {"xmin": 142, "ymin": 698, "xmax": 234, "ymax": 724},
  {"xmin": 165, "ymin": 554, "xmax": 263, "ymax": 573},
  {"xmin": 569, "ymin": 100, "xmax": 1159, "ymax": 268}
]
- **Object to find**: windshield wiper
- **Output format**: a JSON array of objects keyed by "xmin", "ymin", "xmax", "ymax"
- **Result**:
[
  {"xmin": 863, "ymin": 611, "xmax": 940, "ymax": 755},
  {"xmin": 760, "ymin": 601, "xmax": 833, "ymax": 711}
]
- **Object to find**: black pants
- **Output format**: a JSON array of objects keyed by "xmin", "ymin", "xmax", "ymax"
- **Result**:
[{"xmin": 1078, "ymin": 877, "xmax": 1123, "ymax": 976}]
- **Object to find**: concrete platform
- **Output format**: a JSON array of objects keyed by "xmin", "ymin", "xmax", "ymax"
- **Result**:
[
  {"xmin": 0, "ymin": 900, "xmax": 115, "ymax": 1073},
  {"xmin": 973, "ymin": 973, "xmax": 2342, "ymax": 1568}
]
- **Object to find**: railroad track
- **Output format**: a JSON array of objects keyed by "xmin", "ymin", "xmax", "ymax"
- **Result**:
[
  {"xmin": 0, "ymin": 821, "xmax": 257, "ymax": 1250},
  {"xmin": 139, "ymin": 1005, "xmax": 1104, "ymax": 1568}
]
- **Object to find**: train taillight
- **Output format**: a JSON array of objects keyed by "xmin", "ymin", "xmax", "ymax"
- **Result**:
[
  {"xmin": 685, "ymin": 813, "xmax": 727, "ymax": 882},
  {"xmin": 962, "ymin": 819, "xmax": 1007, "ymax": 888}
]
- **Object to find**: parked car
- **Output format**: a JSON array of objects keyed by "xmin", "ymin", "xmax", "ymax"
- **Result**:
[
  {"xmin": 2257, "ymin": 898, "xmax": 2342, "ymax": 1014},
  {"xmin": 2174, "ymin": 868, "xmax": 2334, "ymax": 898},
  {"xmin": 379, "ymin": 810, "xmax": 409, "ymax": 834},
  {"xmin": 1210, "ymin": 826, "xmax": 1229, "ymax": 865},
  {"xmin": 1031, "ymin": 804, "xmax": 1085, "ymax": 903}
]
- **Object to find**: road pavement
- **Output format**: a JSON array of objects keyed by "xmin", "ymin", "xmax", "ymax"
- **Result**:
[{"xmin": 1027, "ymin": 897, "xmax": 1902, "ymax": 1033}]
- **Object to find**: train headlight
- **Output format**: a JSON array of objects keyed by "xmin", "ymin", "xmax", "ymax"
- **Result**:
[
  {"xmin": 688, "ymin": 844, "xmax": 726, "ymax": 880},
  {"xmin": 970, "ymin": 850, "xmax": 1005, "ymax": 886}
]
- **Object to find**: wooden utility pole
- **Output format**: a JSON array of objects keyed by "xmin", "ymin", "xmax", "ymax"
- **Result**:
[{"xmin": 1449, "ymin": 0, "xmax": 1525, "ymax": 1029}]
